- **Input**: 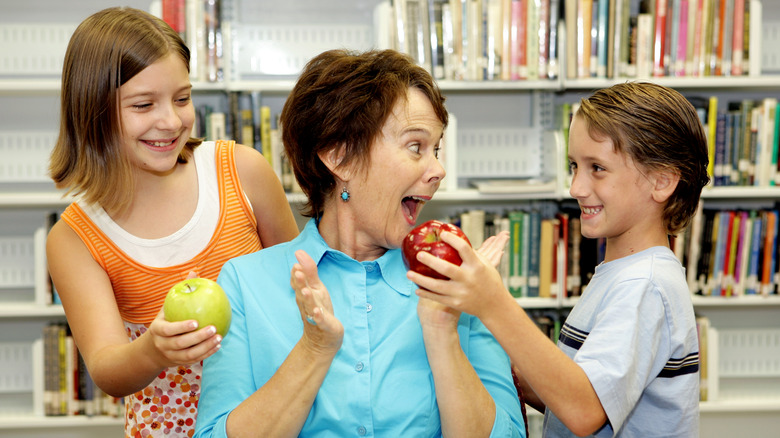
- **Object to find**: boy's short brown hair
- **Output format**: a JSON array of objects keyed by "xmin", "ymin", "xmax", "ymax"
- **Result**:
[{"xmin": 577, "ymin": 82, "xmax": 710, "ymax": 235}]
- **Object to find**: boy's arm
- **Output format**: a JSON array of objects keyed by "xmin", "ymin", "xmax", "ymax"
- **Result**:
[{"xmin": 482, "ymin": 295, "xmax": 608, "ymax": 436}]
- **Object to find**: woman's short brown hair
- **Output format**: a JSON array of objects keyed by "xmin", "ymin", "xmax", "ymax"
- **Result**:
[
  {"xmin": 280, "ymin": 49, "xmax": 448, "ymax": 218},
  {"xmin": 49, "ymin": 7, "xmax": 201, "ymax": 213},
  {"xmin": 576, "ymin": 82, "xmax": 710, "ymax": 235}
]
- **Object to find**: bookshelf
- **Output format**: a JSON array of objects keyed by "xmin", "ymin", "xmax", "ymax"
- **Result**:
[{"xmin": 2, "ymin": 0, "xmax": 780, "ymax": 436}]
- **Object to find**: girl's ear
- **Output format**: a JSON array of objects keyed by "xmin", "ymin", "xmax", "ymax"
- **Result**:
[
  {"xmin": 317, "ymin": 146, "xmax": 351, "ymax": 182},
  {"xmin": 651, "ymin": 170, "xmax": 680, "ymax": 203}
]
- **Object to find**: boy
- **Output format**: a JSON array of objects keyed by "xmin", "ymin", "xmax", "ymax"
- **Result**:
[{"xmin": 410, "ymin": 82, "xmax": 709, "ymax": 437}]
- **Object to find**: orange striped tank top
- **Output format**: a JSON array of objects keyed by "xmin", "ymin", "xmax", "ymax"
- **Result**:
[{"xmin": 61, "ymin": 140, "xmax": 262, "ymax": 437}]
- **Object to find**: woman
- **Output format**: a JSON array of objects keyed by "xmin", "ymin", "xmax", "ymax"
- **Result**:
[{"xmin": 194, "ymin": 49, "xmax": 526, "ymax": 437}]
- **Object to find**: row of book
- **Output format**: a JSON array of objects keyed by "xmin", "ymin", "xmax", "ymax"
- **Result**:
[
  {"xmin": 695, "ymin": 96, "xmax": 780, "ymax": 188},
  {"xmin": 682, "ymin": 207, "xmax": 780, "ymax": 297},
  {"xmin": 558, "ymin": 94, "xmax": 780, "ymax": 188},
  {"xmin": 563, "ymin": 0, "xmax": 762, "ymax": 80},
  {"xmin": 445, "ymin": 204, "xmax": 599, "ymax": 299},
  {"xmin": 385, "ymin": 0, "xmax": 764, "ymax": 83},
  {"xmin": 42, "ymin": 322, "xmax": 123, "ymax": 417},
  {"xmin": 446, "ymin": 201, "xmax": 780, "ymax": 299},
  {"xmin": 195, "ymin": 98, "xmax": 302, "ymax": 194},
  {"xmin": 389, "ymin": 0, "xmax": 563, "ymax": 81},
  {"xmin": 160, "ymin": 0, "xmax": 224, "ymax": 83}
]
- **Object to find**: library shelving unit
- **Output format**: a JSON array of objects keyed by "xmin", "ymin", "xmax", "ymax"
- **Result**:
[{"xmin": 2, "ymin": 0, "xmax": 780, "ymax": 437}]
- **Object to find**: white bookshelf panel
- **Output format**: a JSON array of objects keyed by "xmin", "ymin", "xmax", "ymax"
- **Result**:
[
  {"xmin": 0, "ymin": 132, "xmax": 58, "ymax": 183},
  {"xmin": 457, "ymin": 128, "xmax": 545, "ymax": 179},
  {"xmin": 0, "ymin": 24, "xmax": 75, "ymax": 77},
  {"xmin": 0, "ymin": 342, "xmax": 33, "ymax": 393},
  {"xmin": 0, "ymin": 237, "xmax": 35, "ymax": 290},
  {"xmin": 718, "ymin": 329, "xmax": 780, "ymax": 402},
  {"xmin": 720, "ymin": 329, "xmax": 780, "ymax": 377},
  {"xmin": 233, "ymin": 24, "xmax": 373, "ymax": 79}
]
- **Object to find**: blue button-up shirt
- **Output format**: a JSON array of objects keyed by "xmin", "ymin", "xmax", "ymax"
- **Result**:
[{"xmin": 194, "ymin": 219, "xmax": 526, "ymax": 437}]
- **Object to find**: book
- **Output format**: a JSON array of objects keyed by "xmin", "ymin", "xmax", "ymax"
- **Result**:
[
  {"xmin": 547, "ymin": 0, "xmax": 561, "ymax": 78},
  {"xmin": 731, "ymin": 0, "xmax": 745, "ymax": 75},
  {"xmin": 636, "ymin": 12, "xmax": 654, "ymax": 77},
  {"xmin": 735, "ymin": 210, "xmax": 753, "ymax": 295},
  {"xmin": 429, "ymin": 0, "xmax": 447, "ymax": 79},
  {"xmin": 259, "ymin": 105, "xmax": 272, "ymax": 167},
  {"xmin": 565, "ymin": 0, "xmax": 578, "ymax": 78},
  {"xmin": 510, "ymin": 0, "xmax": 528, "ymax": 79},
  {"xmin": 538, "ymin": 216, "xmax": 555, "ymax": 298},
  {"xmin": 508, "ymin": 210, "xmax": 527, "ymax": 297},
  {"xmin": 555, "ymin": 211, "xmax": 569, "ymax": 298},
  {"xmin": 653, "ymin": 0, "xmax": 669, "ymax": 77},
  {"xmin": 596, "ymin": 0, "xmax": 610, "ymax": 77},
  {"xmin": 760, "ymin": 210, "xmax": 777, "ymax": 295},
  {"xmin": 578, "ymin": 0, "xmax": 593, "ymax": 78},
  {"xmin": 713, "ymin": 111, "xmax": 727, "ymax": 186},
  {"xmin": 207, "ymin": 111, "xmax": 226, "ymax": 141},
  {"xmin": 203, "ymin": 0, "xmax": 223, "ymax": 82},
  {"xmin": 745, "ymin": 211, "xmax": 762, "ymax": 294},
  {"xmin": 706, "ymin": 95, "xmax": 718, "ymax": 180},
  {"xmin": 567, "ymin": 215, "xmax": 582, "ymax": 296},
  {"xmin": 526, "ymin": 209, "xmax": 542, "ymax": 297}
]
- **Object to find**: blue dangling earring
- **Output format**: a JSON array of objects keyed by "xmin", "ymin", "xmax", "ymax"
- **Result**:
[{"xmin": 340, "ymin": 186, "xmax": 350, "ymax": 202}]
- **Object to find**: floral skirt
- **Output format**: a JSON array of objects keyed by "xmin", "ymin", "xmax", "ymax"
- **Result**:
[{"xmin": 124, "ymin": 322, "xmax": 201, "ymax": 438}]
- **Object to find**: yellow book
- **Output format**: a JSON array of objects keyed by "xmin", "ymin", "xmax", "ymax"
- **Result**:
[{"xmin": 260, "ymin": 105, "xmax": 272, "ymax": 167}]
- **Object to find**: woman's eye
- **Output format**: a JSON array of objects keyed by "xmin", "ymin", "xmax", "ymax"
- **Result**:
[
  {"xmin": 434, "ymin": 146, "xmax": 441, "ymax": 159},
  {"xmin": 409, "ymin": 143, "xmax": 421, "ymax": 154},
  {"xmin": 133, "ymin": 103, "xmax": 152, "ymax": 109}
]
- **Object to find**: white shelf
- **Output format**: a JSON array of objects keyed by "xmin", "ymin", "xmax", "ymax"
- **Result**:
[
  {"xmin": 0, "ymin": 192, "xmax": 70, "ymax": 208},
  {"xmin": 691, "ymin": 295, "xmax": 780, "ymax": 307},
  {"xmin": 0, "ymin": 303, "xmax": 64, "ymax": 318},
  {"xmin": 700, "ymin": 398, "xmax": 780, "ymax": 413},
  {"xmin": 0, "ymin": 415, "xmax": 123, "ymax": 429},
  {"xmin": 6, "ymin": 75, "xmax": 780, "ymax": 94}
]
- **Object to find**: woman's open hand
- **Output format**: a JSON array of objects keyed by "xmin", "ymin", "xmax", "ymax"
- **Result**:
[{"xmin": 291, "ymin": 250, "xmax": 344, "ymax": 354}]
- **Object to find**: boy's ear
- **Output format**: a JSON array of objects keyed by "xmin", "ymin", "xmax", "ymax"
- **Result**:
[
  {"xmin": 317, "ymin": 146, "xmax": 351, "ymax": 181},
  {"xmin": 651, "ymin": 170, "xmax": 680, "ymax": 203}
]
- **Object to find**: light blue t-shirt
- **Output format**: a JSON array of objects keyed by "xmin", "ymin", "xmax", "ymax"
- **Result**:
[
  {"xmin": 543, "ymin": 246, "xmax": 700, "ymax": 437},
  {"xmin": 194, "ymin": 219, "xmax": 526, "ymax": 438}
]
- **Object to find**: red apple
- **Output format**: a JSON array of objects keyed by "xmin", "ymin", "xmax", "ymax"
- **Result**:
[
  {"xmin": 402, "ymin": 220, "xmax": 471, "ymax": 280},
  {"xmin": 163, "ymin": 278, "xmax": 232, "ymax": 337}
]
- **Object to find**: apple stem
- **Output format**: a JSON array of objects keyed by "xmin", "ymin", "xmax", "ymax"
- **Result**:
[{"xmin": 186, "ymin": 283, "xmax": 194, "ymax": 293}]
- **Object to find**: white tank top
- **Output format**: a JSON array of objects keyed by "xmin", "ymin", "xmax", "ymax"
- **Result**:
[{"xmin": 76, "ymin": 142, "xmax": 219, "ymax": 268}]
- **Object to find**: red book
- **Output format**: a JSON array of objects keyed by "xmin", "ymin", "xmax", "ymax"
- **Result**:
[
  {"xmin": 510, "ymin": 0, "xmax": 527, "ymax": 80},
  {"xmin": 731, "ymin": 0, "xmax": 745, "ymax": 75},
  {"xmin": 653, "ymin": 0, "xmax": 668, "ymax": 77}
]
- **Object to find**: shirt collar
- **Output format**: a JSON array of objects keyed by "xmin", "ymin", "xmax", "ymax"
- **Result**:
[{"xmin": 292, "ymin": 218, "xmax": 415, "ymax": 297}]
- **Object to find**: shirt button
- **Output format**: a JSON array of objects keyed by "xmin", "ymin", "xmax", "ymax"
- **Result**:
[
  {"xmin": 365, "ymin": 264, "xmax": 375, "ymax": 272},
  {"xmin": 355, "ymin": 361, "xmax": 364, "ymax": 372},
  {"xmin": 357, "ymin": 426, "xmax": 367, "ymax": 436},
  {"xmin": 366, "ymin": 303, "xmax": 373, "ymax": 312}
]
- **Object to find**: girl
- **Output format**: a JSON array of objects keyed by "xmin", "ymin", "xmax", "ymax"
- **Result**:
[{"xmin": 46, "ymin": 7, "xmax": 299, "ymax": 437}]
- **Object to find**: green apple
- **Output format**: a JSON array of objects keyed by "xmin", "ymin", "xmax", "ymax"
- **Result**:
[{"xmin": 163, "ymin": 278, "xmax": 232, "ymax": 337}]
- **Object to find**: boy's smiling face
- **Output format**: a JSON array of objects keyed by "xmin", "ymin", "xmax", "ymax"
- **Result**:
[{"xmin": 567, "ymin": 115, "xmax": 669, "ymax": 262}]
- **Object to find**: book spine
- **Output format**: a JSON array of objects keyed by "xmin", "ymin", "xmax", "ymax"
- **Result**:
[
  {"xmin": 731, "ymin": 0, "xmax": 745, "ymax": 75},
  {"xmin": 527, "ymin": 210, "xmax": 541, "ymax": 297},
  {"xmin": 653, "ymin": 0, "xmax": 668, "ymax": 77}
]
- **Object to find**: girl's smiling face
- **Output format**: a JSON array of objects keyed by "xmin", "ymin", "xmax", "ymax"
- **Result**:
[
  {"xmin": 118, "ymin": 53, "xmax": 195, "ymax": 177},
  {"xmin": 567, "ymin": 114, "xmax": 664, "ymax": 261},
  {"xmin": 342, "ymin": 87, "xmax": 446, "ymax": 254}
]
